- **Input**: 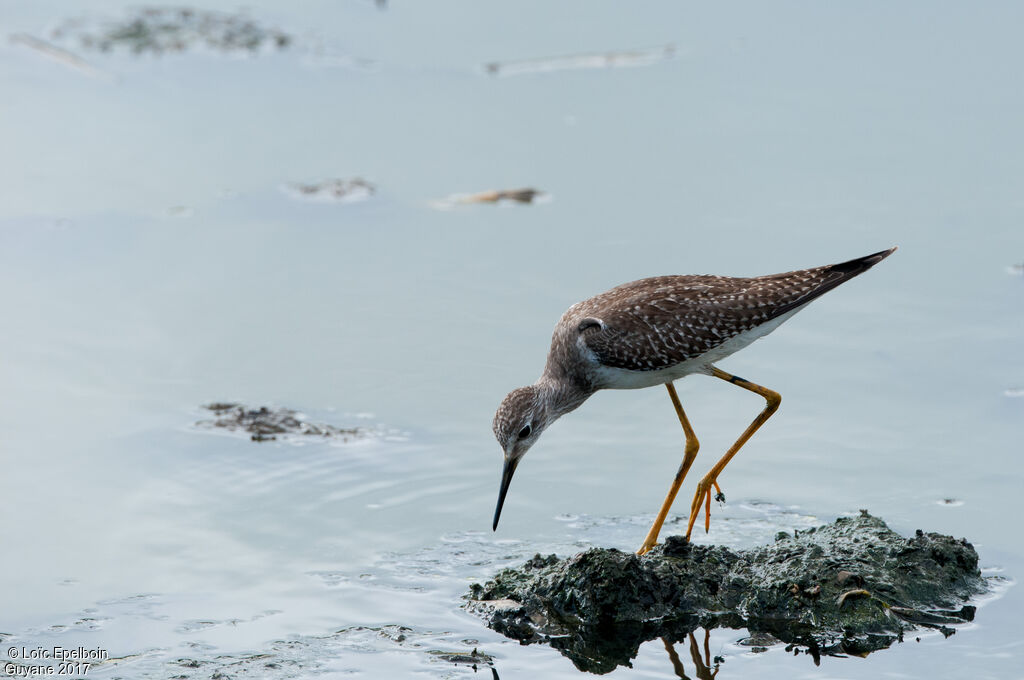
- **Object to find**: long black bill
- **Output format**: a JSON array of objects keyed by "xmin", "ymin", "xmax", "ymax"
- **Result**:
[{"xmin": 492, "ymin": 456, "xmax": 519, "ymax": 531}]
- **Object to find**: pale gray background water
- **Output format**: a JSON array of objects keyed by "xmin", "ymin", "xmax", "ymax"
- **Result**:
[{"xmin": 2, "ymin": 1, "xmax": 1022, "ymax": 678}]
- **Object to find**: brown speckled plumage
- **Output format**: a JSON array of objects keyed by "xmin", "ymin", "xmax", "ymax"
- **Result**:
[
  {"xmin": 577, "ymin": 271, "xmax": 837, "ymax": 371},
  {"xmin": 547, "ymin": 250, "xmax": 893, "ymax": 382}
]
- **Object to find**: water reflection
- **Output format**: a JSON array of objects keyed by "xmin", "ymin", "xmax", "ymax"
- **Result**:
[
  {"xmin": 507, "ymin": 615, "xmax": 971, "ymax": 674},
  {"xmin": 488, "ymin": 633, "xmax": 722, "ymax": 680},
  {"xmin": 662, "ymin": 632, "xmax": 721, "ymax": 680}
]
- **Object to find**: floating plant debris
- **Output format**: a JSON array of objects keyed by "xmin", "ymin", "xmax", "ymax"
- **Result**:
[
  {"xmin": 485, "ymin": 44, "xmax": 675, "ymax": 77},
  {"xmin": 9, "ymin": 33, "xmax": 111, "ymax": 78},
  {"xmin": 430, "ymin": 187, "xmax": 548, "ymax": 209}
]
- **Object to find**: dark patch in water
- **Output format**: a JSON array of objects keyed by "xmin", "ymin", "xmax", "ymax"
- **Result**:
[
  {"xmin": 51, "ymin": 7, "xmax": 292, "ymax": 56},
  {"xmin": 196, "ymin": 403, "xmax": 365, "ymax": 442},
  {"xmin": 427, "ymin": 648, "xmax": 495, "ymax": 669}
]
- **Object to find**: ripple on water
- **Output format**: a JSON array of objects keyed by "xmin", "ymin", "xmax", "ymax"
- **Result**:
[{"xmin": 3, "ymin": 621, "xmax": 493, "ymax": 679}]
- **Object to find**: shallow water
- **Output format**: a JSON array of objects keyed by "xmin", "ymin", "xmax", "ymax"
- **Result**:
[{"xmin": 2, "ymin": 1, "xmax": 1022, "ymax": 678}]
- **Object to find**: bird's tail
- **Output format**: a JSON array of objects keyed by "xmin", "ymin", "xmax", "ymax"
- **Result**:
[
  {"xmin": 829, "ymin": 246, "xmax": 898, "ymax": 276},
  {"xmin": 768, "ymin": 246, "xmax": 897, "ymax": 320}
]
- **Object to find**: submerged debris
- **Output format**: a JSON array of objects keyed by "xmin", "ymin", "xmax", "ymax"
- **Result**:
[
  {"xmin": 467, "ymin": 512, "xmax": 988, "ymax": 673},
  {"xmin": 103, "ymin": 625, "xmax": 475, "ymax": 678},
  {"xmin": 196, "ymin": 403, "xmax": 364, "ymax": 443},
  {"xmin": 430, "ymin": 187, "xmax": 548, "ymax": 209},
  {"xmin": 51, "ymin": 7, "xmax": 292, "ymax": 55},
  {"xmin": 281, "ymin": 177, "xmax": 376, "ymax": 203},
  {"xmin": 427, "ymin": 648, "xmax": 495, "ymax": 670},
  {"xmin": 1007, "ymin": 263, "xmax": 1023, "ymax": 276},
  {"xmin": 165, "ymin": 205, "xmax": 195, "ymax": 218},
  {"xmin": 485, "ymin": 44, "xmax": 675, "ymax": 77}
]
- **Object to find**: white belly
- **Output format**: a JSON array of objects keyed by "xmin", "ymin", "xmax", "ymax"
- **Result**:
[{"xmin": 590, "ymin": 309, "xmax": 799, "ymax": 390}]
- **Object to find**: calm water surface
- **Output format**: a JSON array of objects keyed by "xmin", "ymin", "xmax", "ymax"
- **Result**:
[{"xmin": 2, "ymin": 2, "xmax": 1022, "ymax": 678}]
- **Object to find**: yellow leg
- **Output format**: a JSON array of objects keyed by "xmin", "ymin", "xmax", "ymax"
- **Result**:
[
  {"xmin": 684, "ymin": 367, "xmax": 781, "ymax": 540},
  {"xmin": 637, "ymin": 383, "xmax": 700, "ymax": 555},
  {"xmin": 662, "ymin": 631, "xmax": 717, "ymax": 680},
  {"xmin": 661, "ymin": 637, "xmax": 687, "ymax": 678},
  {"xmin": 693, "ymin": 628, "xmax": 712, "ymax": 673}
]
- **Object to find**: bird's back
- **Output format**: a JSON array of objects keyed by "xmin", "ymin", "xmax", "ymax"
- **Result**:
[{"xmin": 546, "ymin": 248, "xmax": 895, "ymax": 381}]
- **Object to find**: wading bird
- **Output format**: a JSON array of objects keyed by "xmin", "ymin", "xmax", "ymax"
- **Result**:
[{"xmin": 491, "ymin": 248, "xmax": 896, "ymax": 554}]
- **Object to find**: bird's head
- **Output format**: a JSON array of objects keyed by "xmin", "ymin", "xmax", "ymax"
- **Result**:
[{"xmin": 491, "ymin": 384, "xmax": 552, "ymax": 530}]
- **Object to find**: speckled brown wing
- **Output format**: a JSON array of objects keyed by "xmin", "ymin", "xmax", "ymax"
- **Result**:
[{"xmin": 579, "ymin": 249, "xmax": 894, "ymax": 372}]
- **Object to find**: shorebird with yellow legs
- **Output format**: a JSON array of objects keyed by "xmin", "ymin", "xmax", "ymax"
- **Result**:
[{"xmin": 491, "ymin": 248, "xmax": 896, "ymax": 555}]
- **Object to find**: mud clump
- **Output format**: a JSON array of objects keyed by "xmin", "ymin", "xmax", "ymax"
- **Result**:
[
  {"xmin": 467, "ymin": 512, "xmax": 987, "ymax": 673},
  {"xmin": 196, "ymin": 403, "xmax": 364, "ymax": 442}
]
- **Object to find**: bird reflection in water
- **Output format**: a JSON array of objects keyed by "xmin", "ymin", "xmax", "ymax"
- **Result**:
[
  {"xmin": 487, "ymin": 629, "xmax": 723, "ymax": 679},
  {"xmin": 663, "ymin": 630, "xmax": 721, "ymax": 679}
]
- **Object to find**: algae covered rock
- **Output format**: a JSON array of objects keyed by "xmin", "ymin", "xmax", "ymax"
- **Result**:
[{"xmin": 467, "ymin": 512, "xmax": 987, "ymax": 673}]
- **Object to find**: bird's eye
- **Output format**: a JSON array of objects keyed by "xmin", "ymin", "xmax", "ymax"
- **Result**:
[{"xmin": 518, "ymin": 424, "xmax": 532, "ymax": 439}]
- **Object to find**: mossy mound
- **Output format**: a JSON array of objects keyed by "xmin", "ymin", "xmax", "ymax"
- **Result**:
[{"xmin": 467, "ymin": 512, "xmax": 986, "ymax": 673}]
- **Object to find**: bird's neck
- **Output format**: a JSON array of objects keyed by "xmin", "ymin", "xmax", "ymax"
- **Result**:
[{"xmin": 535, "ymin": 375, "xmax": 592, "ymax": 419}]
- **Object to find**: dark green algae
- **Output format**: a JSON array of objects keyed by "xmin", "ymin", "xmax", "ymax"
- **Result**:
[{"xmin": 467, "ymin": 512, "xmax": 987, "ymax": 673}]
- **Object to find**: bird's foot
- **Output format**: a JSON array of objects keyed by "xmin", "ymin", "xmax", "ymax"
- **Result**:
[
  {"xmin": 636, "ymin": 539, "xmax": 657, "ymax": 556},
  {"xmin": 685, "ymin": 475, "xmax": 720, "ymax": 540},
  {"xmin": 713, "ymin": 481, "xmax": 726, "ymax": 504},
  {"xmin": 636, "ymin": 524, "xmax": 664, "ymax": 555}
]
